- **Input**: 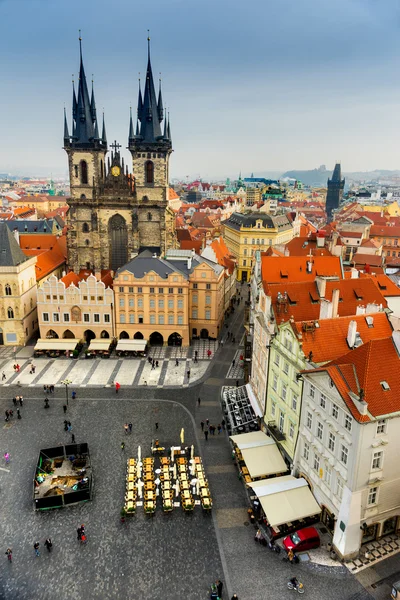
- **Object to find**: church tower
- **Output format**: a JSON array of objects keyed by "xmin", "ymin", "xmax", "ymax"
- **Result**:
[
  {"xmin": 128, "ymin": 38, "xmax": 176, "ymax": 254},
  {"xmin": 326, "ymin": 163, "xmax": 345, "ymax": 223}
]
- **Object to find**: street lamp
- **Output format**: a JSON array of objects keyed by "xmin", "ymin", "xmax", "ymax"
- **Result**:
[{"xmin": 61, "ymin": 379, "xmax": 72, "ymax": 406}]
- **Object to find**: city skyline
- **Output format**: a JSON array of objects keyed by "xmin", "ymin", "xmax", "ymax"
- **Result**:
[{"xmin": 0, "ymin": 0, "xmax": 399, "ymax": 178}]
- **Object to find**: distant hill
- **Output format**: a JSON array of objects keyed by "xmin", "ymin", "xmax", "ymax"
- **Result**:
[
  {"xmin": 282, "ymin": 167, "xmax": 332, "ymax": 187},
  {"xmin": 281, "ymin": 167, "xmax": 400, "ymax": 187}
]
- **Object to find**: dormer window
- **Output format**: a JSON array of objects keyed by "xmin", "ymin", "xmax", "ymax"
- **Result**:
[{"xmin": 381, "ymin": 381, "xmax": 390, "ymax": 391}]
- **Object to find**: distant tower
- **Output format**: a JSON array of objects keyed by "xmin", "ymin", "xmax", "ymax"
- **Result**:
[
  {"xmin": 326, "ymin": 163, "xmax": 345, "ymax": 222},
  {"xmin": 128, "ymin": 37, "xmax": 176, "ymax": 254}
]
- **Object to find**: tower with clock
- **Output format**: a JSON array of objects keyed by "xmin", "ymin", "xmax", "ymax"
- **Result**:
[{"xmin": 64, "ymin": 37, "xmax": 176, "ymax": 273}]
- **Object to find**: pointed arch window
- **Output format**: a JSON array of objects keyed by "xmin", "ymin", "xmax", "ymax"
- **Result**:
[
  {"xmin": 145, "ymin": 161, "xmax": 154, "ymax": 184},
  {"xmin": 7, "ymin": 307, "xmax": 14, "ymax": 319},
  {"xmin": 5, "ymin": 284, "xmax": 12, "ymax": 296},
  {"xmin": 80, "ymin": 160, "xmax": 88, "ymax": 185},
  {"xmin": 82, "ymin": 223, "xmax": 89, "ymax": 233}
]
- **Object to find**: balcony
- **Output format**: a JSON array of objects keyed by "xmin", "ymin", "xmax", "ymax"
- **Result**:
[{"xmin": 267, "ymin": 421, "xmax": 286, "ymax": 442}]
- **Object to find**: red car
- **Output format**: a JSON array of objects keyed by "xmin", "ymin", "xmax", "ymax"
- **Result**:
[{"xmin": 283, "ymin": 527, "xmax": 320, "ymax": 553}]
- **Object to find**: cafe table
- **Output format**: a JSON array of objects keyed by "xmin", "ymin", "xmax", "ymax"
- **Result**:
[
  {"xmin": 194, "ymin": 457, "xmax": 201, "ymax": 464},
  {"xmin": 127, "ymin": 491, "xmax": 135, "ymax": 501},
  {"xmin": 126, "ymin": 501, "xmax": 135, "ymax": 510},
  {"xmin": 127, "ymin": 474, "xmax": 135, "ymax": 482},
  {"xmin": 242, "ymin": 466, "xmax": 249, "ymax": 475},
  {"xmin": 182, "ymin": 490, "xmax": 191, "ymax": 500},
  {"xmin": 180, "ymin": 473, "xmax": 187, "ymax": 481},
  {"xmin": 128, "ymin": 482, "xmax": 135, "ymax": 491},
  {"xmin": 145, "ymin": 473, "xmax": 154, "ymax": 481},
  {"xmin": 145, "ymin": 491, "xmax": 154, "ymax": 500},
  {"xmin": 163, "ymin": 481, "xmax": 171, "ymax": 490},
  {"xmin": 129, "ymin": 459, "xmax": 136, "ymax": 466},
  {"xmin": 201, "ymin": 488, "xmax": 210, "ymax": 498}
]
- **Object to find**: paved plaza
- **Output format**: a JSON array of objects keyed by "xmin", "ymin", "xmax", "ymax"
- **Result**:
[{"xmin": 0, "ymin": 298, "xmax": 394, "ymax": 600}]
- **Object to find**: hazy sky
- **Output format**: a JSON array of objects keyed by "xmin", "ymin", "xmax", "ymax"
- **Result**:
[{"xmin": 0, "ymin": 0, "xmax": 399, "ymax": 179}]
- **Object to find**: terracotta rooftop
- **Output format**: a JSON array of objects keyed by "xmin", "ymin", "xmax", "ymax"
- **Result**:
[
  {"xmin": 285, "ymin": 237, "xmax": 332, "ymax": 257},
  {"xmin": 353, "ymin": 253, "xmax": 383, "ymax": 267},
  {"xmin": 362, "ymin": 273, "xmax": 400, "ymax": 297},
  {"xmin": 370, "ymin": 225, "xmax": 400, "ymax": 238},
  {"xmin": 61, "ymin": 270, "xmax": 113, "ymax": 288},
  {"xmin": 261, "ymin": 255, "xmax": 342, "ymax": 290},
  {"xmin": 293, "ymin": 312, "xmax": 392, "ymax": 364}
]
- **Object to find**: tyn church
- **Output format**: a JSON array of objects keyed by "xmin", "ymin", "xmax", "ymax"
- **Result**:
[{"xmin": 64, "ymin": 39, "xmax": 176, "ymax": 272}]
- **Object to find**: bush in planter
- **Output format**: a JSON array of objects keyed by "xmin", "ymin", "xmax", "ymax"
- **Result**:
[
  {"xmin": 127, "ymin": 505, "xmax": 136, "ymax": 513},
  {"xmin": 72, "ymin": 349, "xmax": 79, "ymax": 358}
]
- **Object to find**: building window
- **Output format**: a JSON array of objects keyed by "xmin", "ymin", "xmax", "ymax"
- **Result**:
[
  {"xmin": 158, "ymin": 288, "xmax": 164, "ymax": 294},
  {"xmin": 80, "ymin": 160, "xmax": 88, "ymax": 184},
  {"xmin": 83, "ymin": 313, "xmax": 90, "ymax": 323},
  {"xmin": 336, "ymin": 478, "xmax": 344, "ymax": 500},
  {"xmin": 368, "ymin": 486, "xmax": 378, "ymax": 506},
  {"xmin": 129, "ymin": 287, "xmax": 134, "ymax": 293},
  {"xmin": 129, "ymin": 314, "xmax": 135, "ymax": 324},
  {"xmin": 120, "ymin": 314, "xmax": 126, "ymax": 323},
  {"xmin": 193, "ymin": 283, "xmax": 198, "ymax": 289},
  {"xmin": 168, "ymin": 300, "xmax": 173, "ymax": 309},
  {"xmin": 129, "ymin": 298, "xmax": 134, "ymax": 307},
  {"xmin": 63, "ymin": 313, "xmax": 70, "ymax": 322},
  {"xmin": 150, "ymin": 287, "xmax": 155, "ymax": 294},
  {"xmin": 328, "ymin": 432, "xmax": 335, "ymax": 452},
  {"xmin": 94, "ymin": 314, "xmax": 100, "ymax": 323},
  {"xmin": 344, "ymin": 415, "xmax": 352, "ymax": 432},
  {"xmin": 201, "ymin": 273, "xmax": 206, "ymax": 278},
  {"xmin": 192, "ymin": 309, "xmax": 198, "ymax": 319},
  {"xmin": 119, "ymin": 298, "xmax": 125, "ymax": 308},
  {"xmin": 138, "ymin": 287, "xmax": 142, "ymax": 293},
  {"xmin": 272, "ymin": 374, "xmax": 278, "ymax": 392},
  {"xmin": 177, "ymin": 287, "xmax": 183, "ymax": 294},
  {"xmin": 168, "ymin": 288, "xmax": 173, "ymax": 294},
  {"xmin": 332, "ymin": 404, "xmax": 339, "ymax": 419},
  {"xmin": 158, "ymin": 314, "xmax": 164, "ymax": 325},
  {"xmin": 119, "ymin": 286, "xmax": 124, "ymax": 293},
  {"xmin": 376, "ymin": 419, "xmax": 387, "ymax": 434},
  {"xmin": 279, "ymin": 412, "xmax": 285, "ymax": 433},
  {"xmin": 178, "ymin": 315, "xmax": 183, "ymax": 325},
  {"xmin": 292, "ymin": 394, "xmax": 298, "ymax": 411},
  {"xmin": 303, "ymin": 442, "xmax": 309, "ymax": 461},
  {"xmin": 5, "ymin": 284, "xmax": 11, "ymax": 296},
  {"xmin": 325, "ymin": 465, "xmax": 331, "ymax": 486},
  {"xmin": 158, "ymin": 299, "xmax": 164, "ymax": 309},
  {"xmin": 317, "ymin": 421, "xmax": 323, "ymax": 440},
  {"xmin": 244, "ymin": 249, "xmax": 247, "ymax": 256},
  {"xmin": 243, "ymin": 260, "xmax": 247, "ymax": 267},
  {"xmin": 53, "ymin": 313, "xmax": 60, "ymax": 322},
  {"xmin": 104, "ymin": 314, "xmax": 110, "ymax": 323},
  {"xmin": 313, "ymin": 453, "xmax": 320, "ymax": 472},
  {"xmin": 177, "ymin": 300, "xmax": 183, "ymax": 309},
  {"xmin": 289, "ymin": 422, "xmax": 295, "ymax": 439},
  {"xmin": 150, "ymin": 299, "xmax": 155, "ymax": 308},
  {"xmin": 372, "ymin": 451, "xmax": 383, "ymax": 470},
  {"xmin": 340, "ymin": 445, "xmax": 348, "ymax": 466},
  {"xmin": 145, "ymin": 160, "xmax": 154, "ymax": 184},
  {"xmin": 309, "ymin": 384, "xmax": 315, "ymax": 398},
  {"xmin": 283, "ymin": 362, "xmax": 289, "ymax": 375},
  {"xmin": 138, "ymin": 299, "xmax": 143, "ymax": 308},
  {"xmin": 6, "ymin": 307, "xmax": 14, "ymax": 319},
  {"xmin": 139, "ymin": 316, "xmax": 143, "ymax": 324},
  {"xmin": 205, "ymin": 295, "xmax": 211, "ymax": 305},
  {"xmin": 192, "ymin": 295, "xmax": 198, "ymax": 304},
  {"xmin": 206, "ymin": 283, "xmax": 211, "ymax": 290},
  {"xmin": 168, "ymin": 314, "xmax": 174, "ymax": 325},
  {"xmin": 43, "ymin": 313, "xmax": 49, "ymax": 322},
  {"xmin": 271, "ymin": 402, "xmax": 276, "ymax": 417},
  {"xmin": 320, "ymin": 394, "xmax": 326, "ymax": 409},
  {"xmin": 205, "ymin": 310, "xmax": 211, "ymax": 320},
  {"xmin": 282, "ymin": 384, "xmax": 287, "ymax": 401},
  {"xmin": 150, "ymin": 314, "xmax": 156, "ymax": 324},
  {"xmin": 274, "ymin": 353, "xmax": 280, "ymax": 367},
  {"xmin": 306, "ymin": 411, "xmax": 312, "ymax": 429}
]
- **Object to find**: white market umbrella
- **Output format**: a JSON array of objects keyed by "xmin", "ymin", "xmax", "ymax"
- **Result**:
[
  {"xmin": 190, "ymin": 444, "xmax": 194, "ymax": 460},
  {"xmin": 196, "ymin": 480, "xmax": 200, "ymax": 496},
  {"xmin": 173, "ymin": 463, "xmax": 177, "ymax": 480},
  {"xmin": 180, "ymin": 428, "xmax": 185, "ymax": 445},
  {"xmin": 171, "ymin": 447, "xmax": 175, "ymax": 462},
  {"xmin": 137, "ymin": 446, "xmax": 141, "ymax": 463},
  {"xmin": 137, "ymin": 479, "xmax": 144, "ymax": 499},
  {"xmin": 175, "ymin": 479, "xmax": 180, "ymax": 497}
]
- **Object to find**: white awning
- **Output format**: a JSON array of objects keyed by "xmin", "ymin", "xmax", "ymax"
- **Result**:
[
  {"xmin": 34, "ymin": 339, "xmax": 78, "ymax": 351},
  {"xmin": 247, "ymin": 475, "xmax": 321, "ymax": 527},
  {"xmin": 246, "ymin": 383, "xmax": 263, "ymax": 417},
  {"xmin": 88, "ymin": 339, "xmax": 112, "ymax": 351},
  {"xmin": 230, "ymin": 431, "xmax": 287, "ymax": 478},
  {"xmin": 116, "ymin": 339, "xmax": 147, "ymax": 352}
]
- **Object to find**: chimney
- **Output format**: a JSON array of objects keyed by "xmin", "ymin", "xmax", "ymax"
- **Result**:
[
  {"xmin": 187, "ymin": 257, "xmax": 192, "ymax": 270},
  {"xmin": 316, "ymin": 276, "xmax": 326, "ymax": 298},
  {"xmin": 319, "ymin": 298, "xmax": 333, "ymax": 320},
  {"xmin": 351, "ymin": 268, "xmax": 359, "ymax": 279},
  {"xmin": 316, "ymin": 234, "xmax": 325, "ymax": 248},
  {"xmin": 366, "ymin": 302, "xmax": 380, "ymax": 314},
  {"xmin": 356, "ymin": 305, "xmax": 366, "ymax": 315},
  {"xmin": 13, "ymin": 228, "xmax": 20, "ymax": 245},
  {"xmin": 332, "ymin": 288, "xmax": 340, "ymax": 318},
  {"xmin": 347, "ymin": 320, "xmax": 357, "ymax": 348}
]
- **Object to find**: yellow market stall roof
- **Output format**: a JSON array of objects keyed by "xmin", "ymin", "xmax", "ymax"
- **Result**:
[
  {"xmin": 88, "ymin": 339, "xmax": 112, "ymax": 351},
  {"xmin": 229, "ymin": 431, "xmax": 287, "ymax": 478},
  {"xmin": 115, "ymin": 339, "xmax": 147, "ymax": 352},
  {"xmin": 34, "ymin": 339, "xmax": 79, "ymax": 351},
  {"xmin": 247, "ymin": 475, "xmax": 321, "ymax": 527}
]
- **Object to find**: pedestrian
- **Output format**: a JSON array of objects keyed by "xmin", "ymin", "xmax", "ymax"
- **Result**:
[
  {"xmin": 148, "ymin": 356, "xmax": 152, "ymax": 364},
  {"xmin": 236, "ymin": 380, "xmax": 239, "ymax": 387},
  {"xmin": 50, "ymin": 384, "xmax": 54, "ymax": 394},
  {"xmin": 5, "ymin": 410, "xmax": 9, "ymax": 422},
  {"xmin": 33, "ymin": 542, "xmax": 40, "ymax": 557},
  {"xmin": 124, "ymin": 423, "xmax": 129, "ymax": 435},
  {"xmin": 77, "ymin": 527, "xmax": 82, "ymax": 541},
  {"xmin": 32, "ymin": 364, "xmax": 36, "ymax": 374},
  {"xmin": 64, "ymin": 420, "xmax": 68, "ymax": 431},
  {"xmin": 204, "ymin": 430, "xmax": 208, "ymax": 441},
  {"xmin": 231, "ymin": 595, "xmax": 239, "ymax": 600},
  {"xmin": 17, "ymin": 409, "xmax": 21, "ymax": 419},
  {"xmin": 287, "ymin": 548, "xmax": 294, "ymax": 564},
  {"xmin": 12, "ymin": 397, "xmax": 17, "ymax": 406},
  {"xmin": 71, "ymin": 433, "xmax": 75, "ymax": 443},
  {"xmin": 44, "ymin": 398, "xmax": 49, "ymax": 409},
  {"xmin": 5, "ymin": 548, "xmax": 12, "ymax": 562},
  {"xmin": 43, "ymin": 385, "xmax": 47, "ymax": 394},
  {"xmin": 233, "ymin": 337, "xmax": 235, "ymax": 343},
  {"xmin": 144, "ymin": 381, "xmax": 147, "ymax": 386},
  {"xmin": 67, "ymin": 421, "xmax": 72, "ymax": 432},
  {"xmin": 4, "ymin": 452, "xmax": 10, "ymax": 464},
  {"xmin": 71, "ymin": 390, "xmax": 76, "ymax": 400},
  {"xmin": 156, "ymin": 360, "xmax": 159, "ymax": 368},
  {"xmin": 8, "ymin": 410, "xmax": 13, "ymax": 419},
  {"xmin": 201, "ymin": 420, "xmax": 204, "ymax": 431},
  {"xmin": 152, "ymin": 360, "xmax": 155, "ymax": 370},
  {"xmin": 187, "ymin": 370, "xmax": 190, "ymax": 379},
  {"xmin": 1, "ymin": 372, "xmax": 6, "ymax": 381},
  {"xmin": 44, "ymin": 538, "xmax": 52, "ymax": 552},
  {"xmin": 211, "ymin": 425, "xmax": 215, "ymax": 435},
  {"xmin": 115, "ymin": 382, "xmax": 120, "ymax": 394},
  {"xmin": 19, "ymin": 396, "xmax": 23, "ymax": 406},
  {"xmin": 222, "ymin": 419, "xmax": 226, "ymax": 430},
  {"xmin": 197, "ymin": 397, "xmax": 201, "ymax": 407},
  {"xmin": 155, "ymin": 422, "xmax": 158, "ymax": 430},
  {"xmin": 63, "ymin": 404, "xmax": 67, "ymax": 414},
  {"xmin": 232, "ymin": 359, "xmax": 235, "ymax": 368},
  {"xmin": 121, "ymin": 442, "xmax": 125, "ymax": 451},
  {"xmin": 16, "ymin": 364, "xmax": 20, "ymax": 373},
  {"xmin": 175, "ymin": 359, "xmax": 179, "ymax": 367},
  {"xmin": 13, "ymin": 364, "xmax": 16, "ymax": 372},
  {"xmin": 217, "ymin": 424, "xmax": 222, "ymax": 434},
  {"xmin": 216, "ymin": 579, "xmax": 223, "ymax": 598},
  {"xmin": 206, "ymin": 419, "xmax": 209, "ymax": 426},
  {"xmin": 220, "ymin": 339, "xmax": 224, "ymax": 347},
  {"xmin": 128, "ymin": 423, "xmax": 132, "ymax": 433}
]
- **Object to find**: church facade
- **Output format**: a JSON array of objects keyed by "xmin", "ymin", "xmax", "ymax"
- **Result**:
[{"xmin": 64, "ymin": 39, "xmax": 176, "ymax": 273}]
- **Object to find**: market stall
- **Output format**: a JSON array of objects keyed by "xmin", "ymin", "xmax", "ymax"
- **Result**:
[
  {"xmin": 34, "ymin": 339, "xmax": 81, "ymax": 358},
  {"xmin": 230, "ymin": 431, "xmax": 288, "ymax": 482},
  {"xmin": 87, "ymin": 339, "xmax": 114, "ymax": 358},
  {"xmin": 247, "ymin": 475, "xmax": 321, "ymax": 540},
  {"xmin": 115, "ymin": 339, "xmax": 147, "ymax": 357}
]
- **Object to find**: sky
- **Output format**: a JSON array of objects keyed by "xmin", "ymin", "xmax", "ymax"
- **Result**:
[{"xmin": 0, "ymin": 0, "xmax": 399, "ymax": 179}]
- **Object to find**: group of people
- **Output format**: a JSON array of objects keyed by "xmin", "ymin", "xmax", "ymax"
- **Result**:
[
  {"xmin": 201, "ymin": 418, "xmax": 225, "ymax": 441},
  {"xmin": 123, "ymin": 423, "xmax": 133, "ymax": 434},
  {"xmin": 33, "ymin": 539, "xmax": 53, "ymax": 557}
]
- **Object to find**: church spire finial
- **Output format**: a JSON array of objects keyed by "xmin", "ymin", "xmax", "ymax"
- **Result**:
[
  {"xmin": 147, "ymin": 30, "xmax": 150, "ymax": 60},
  {"xmin": 79, "ymin": 30, "xmax": 82, "ymax": 62}
]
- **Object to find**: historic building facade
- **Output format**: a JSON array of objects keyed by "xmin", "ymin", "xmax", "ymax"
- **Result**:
[{"xmin": 64, "ymin": 40, "xmax": 176, "ymax": 273}]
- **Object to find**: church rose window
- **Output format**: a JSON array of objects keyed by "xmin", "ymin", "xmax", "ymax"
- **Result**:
[{"xmin": 145, "ymin": 161, "xmax": 154, "ymax": 184}]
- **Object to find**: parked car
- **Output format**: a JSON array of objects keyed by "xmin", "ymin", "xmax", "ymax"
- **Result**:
[{"xmin": 283, "ymin": 527, "xmax": 320, "ymax": 553}]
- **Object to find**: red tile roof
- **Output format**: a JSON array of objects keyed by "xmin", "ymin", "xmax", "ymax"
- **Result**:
[
  {"xmin": 261, "ymin": 255, "xmax": 342, "ymax": 290},
  {"xmin": 362, "ymin": 273, "xmax": 400, "ymax": 297},
  {"xmin": 285, "ymin": 237, "xmax": 332, "ymax": 257},
  {"xmin": 353, "ymin": 253, "xmax": 383, "ymax": 267},
  {"xmin": 61, "ymin": 269, "xmax": 113, "ymax": 288},
  {"xmin": 370, "ymin": 225, "xmax": 400, "ymax": 238}
]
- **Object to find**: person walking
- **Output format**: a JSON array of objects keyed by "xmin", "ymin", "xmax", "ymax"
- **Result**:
[
  {"xmin": 197, "ymin": 397, "xmax": 201, "ymax": 407},
  {"xmin": 4, "ymin": 452, "xmax": 10, "ymax": 465},
  {"xmin": 115, "ymin": 382, "xmax": 120, "ymax": 394},
  {"xmin": 155, "ymin": 360, "xmax": 159, "ymax": 368},
  {"xmin": 124, "ymin": 423, "xmax": 129, "ymax": 435},
  {"xmin": 121, "ymin": 442, "xmax": 125, "ymax": 451},
  {"xmin": 217, "ymin": 424, "xmax": 222, "ymax": 434},
  {"xmin": 33, "ymin": 542, "xmax": 40, "ymax": 557},
  {"xmin": 71, "ymin": 433, "xmax": 75, "ymax": 443},
  {"xmin": 206, "ymin": 418, "xmax": 209, "ymax": 427},
  {"xmin": 44, "ymin": 538, "xmax": 52, "ymax": 552},
  {"xmin": 17, "ymin": 409, "xmax": 21, "ymax": 419},
  {"xmin": 5, "ymin": 410, "xmax": 9, "ymax": 422},
  {"xmin": 175, "ymin": 359, "xmax": 179, "ymax": 367},
  {"xmin": 155, "ymin": 422, "xmax": 159, "ymax": 430},
  {"xmin": 77, "ymin": 527, "xmax": 82, "ymax": 541},
  {"xmin": 216, "ymin": 579, "xmax": 223, "ymax": 598},
  {"xmin": 231, "ymin": 595, "xmax": 239, "ymax": 599},
  {"xmin": 232, "ymin": 359, "xmax": 235, "ymax": 368},
  {"xmin": 221, "ymin": 419, "xmax": 226, "ymax": 430},
  {"xmin": 200, "ymin": 420, "xmax": 205, "ymax": 431},
  {"xmin": 187, "ymin": 370, "xmax": 190, "ymax": 380},
  {"xmin": 2, "ymin": 372, "xmax": 6, "ymax": 381},
  {"xmin": 67, "ymin": 422, "xmax": 72, "ymax": 433},
  {"xmin": 5, "ymin": 548, "xmax": 12, "ymax": 562},
  {"xmin": 19, "ymin": 396, "xmax": 23, "ymax": 406},
  {"xmin": 128, "ymin": 423, "xmax": 132, "ymax": 433},
  {"xmin": 204, "ymin": 429, "xmax": 209, "ymax": 441},
  {"xmin": 71, "ymin": 390, "xmax": 77, "ymax": 400},
  {"xmin": 12, "ymin": 397, "xmax": 17, "ymax": 407},
  {"xmin": 63, "ymin": 404, "xmax": 67, "ymax": 414}
]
